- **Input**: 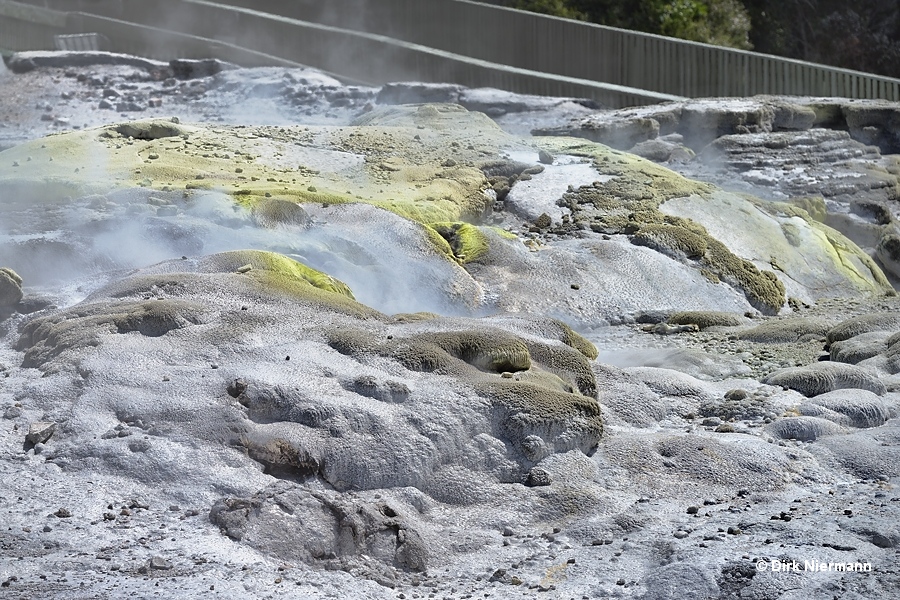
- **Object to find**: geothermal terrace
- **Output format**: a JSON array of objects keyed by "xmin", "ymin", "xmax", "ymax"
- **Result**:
[{"xmin": 0, "ymin": 49, "xmax": 899, "ymax": 599}]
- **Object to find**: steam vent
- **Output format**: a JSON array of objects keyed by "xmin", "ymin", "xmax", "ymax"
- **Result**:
[{"xmin": 2, "ymin": 8, "xmax": 900, "ymax": 599}]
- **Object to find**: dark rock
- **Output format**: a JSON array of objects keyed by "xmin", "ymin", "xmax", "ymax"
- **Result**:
[
  {"xmin": 724, "ymin": 389, "xmax": 748, "ymax": 401},
  {"xmin": 128, "ymin": 438, "xmax": 151, "ymax": 453},
  {"xmin": 116, "ymin": 102, "xmax": 144, "ymax": 113},
  {"xmin": 525, "ymin": 467, "xmax": 551, "ymax": 487},
  {"xmin": 227, "ymin": 378, "xmax": 248, "ymax": 399},
  {"xmin": 843, "ymin": 101, "xmax": 900, "ymax": 153},
  {"xmin": 169, "ymin": 58, "xmax": 234, "ymax": 80},
  {"xmin": 534, "ymin": 213, "xmax": 552, "ymax": 229},
  {"xmin": 6, "ymin": 51, "xmax": 164, "ymax": 72},
  {"xmin": 26, "ymin": 422, "xmax": 56, "ymax": 445},
  {"xmin": 877, "ymin": 232, "xmax": 900, "ymax": 279},
  {"xmin": 709, "ymin": 393, "xmax": 770, "ymax": 424},
  {"xmin": 377, "ymin": 82, "xmax": 464, "ymax": 105},
  {"xmin": 488, "ymin": 568, "xmax": 508, "ymax": 583},
  {"xmin": 629, "ymin": 138, "xmax": 678, "ymax": 162}
]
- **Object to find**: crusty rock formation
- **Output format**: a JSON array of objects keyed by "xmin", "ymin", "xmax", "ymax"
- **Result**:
[
  {"xmin": 0, "ymin": 266, "xmax": 22, "ymax": 307},
  {"xmin": 2, "ymin": 57, "xmax": 900, "ymax": 599}
]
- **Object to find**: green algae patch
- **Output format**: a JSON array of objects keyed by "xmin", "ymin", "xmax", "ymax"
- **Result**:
[
  {"xmin": 556, "ymin": 321, "xmax": 599, "ymax": 361},
  {"xmin": 430, "ymin": 222, "xmax": 490, "ymax": 264},
  {"xmin": 365, "ymin": 330, "xmax": 532, "ymax": 375},
  {"xmin": 787, "ymin": 196, "xmax": 828, "ymax": 223},
  {"xmin": 756, "ymin": 201, "xmax": 891, "ymax": 291},
  {"xmin": 736, "ymin": 317, "xmax": 835, "ymax": 343},
  {"xmin": 430, "ymin": 330, "xmax": 532, "ymax": 373},
  {"xmin": 0, "ymin": 117, "xmax": 496, "ymax": 222},
  {"xmin": 525, "ymin": 338, "xmax": 597, "ymax": 397},
  {"xmin": 704, "ymin": 237, "xmax": 786, "ymax": 313},
  {"xmin": 489, "ymin": 227, "xmax": 519, "ymax": 241},
  {"xmin": 369, "ymin": 188, "xmax": 488, "ymax": 225},
  {"xmin": 223, "ymin": 250, "xmax": 353, "ymax": 298},
  {"xmin": 584, "ymin": 193, "xmax": 787, "ymax": 314},
  {"xmin": 523, "ymin": 137, "xmax": 789, "ymax": 310},
  {"xmin": 17, "ymin": 298, "xmax": 207, "ymax": 368},
  {"xmin": 0, "ymin": 267, "xmax": 24, "ymax": 307},
  {"xmin": 1, "ymin": 119, "xmax": 260, "ymax": 198},
  {"xmin": 631, "ymin": 223, "xmax": 708, "ymax": 259},
  {"xmin": 250, "ymin": 197, "xmax": 310, "ymax": 228},
  {"xmin": 0, "ymin": 130, "xmax": 131, "ymax": 200},
  {"xmin": 667, "ymin": 311, "xmax": 743, "ymax": 329},
  {"xmin": 324, "ymin": 316, "xmax": 604, "ymax": 456},
  {"xmin": 480, "ymin": 380, "xmax": 602, "ymax": 429},
  {"xmin": 479, "ymin": 381, "xmax": 603, "ymax": 454},
  {"xmin": 533, "ymin": 134, "xmax": 888, "ymax": 307},
  {"xmin": 658, "ymin": 192, "xmax": 888, "ymax": 308},
  {"xmin": 537, "ymin": 136, "xmax": 715, "ymax": 210},
  {"xmin": 0, "ymin": 112, "xmax": 514, "ymax": 268}
]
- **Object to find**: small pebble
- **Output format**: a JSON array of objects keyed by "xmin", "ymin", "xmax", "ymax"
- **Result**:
[{"xmin": 149, "ymin": 556, "xmax": 173, "ymax": 570}]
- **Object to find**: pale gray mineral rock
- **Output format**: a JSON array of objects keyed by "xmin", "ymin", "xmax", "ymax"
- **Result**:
[{"xmin": 26, "ymin": 422, "xmax": 55, "ymax": 445}]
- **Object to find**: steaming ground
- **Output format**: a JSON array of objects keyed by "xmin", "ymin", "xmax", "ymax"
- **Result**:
[{"xmin": 1, "ymin": 53, "xmax": 900, "ymax": 599}]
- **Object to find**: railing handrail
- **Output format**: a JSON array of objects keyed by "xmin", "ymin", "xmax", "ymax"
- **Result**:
[
  {"xmin": 167, "ymin": 0, "xmax": 900, "ymax": 100},
  {"xmin": 3, "ymin": 0, "xmax": 900, "ymax": 105}
]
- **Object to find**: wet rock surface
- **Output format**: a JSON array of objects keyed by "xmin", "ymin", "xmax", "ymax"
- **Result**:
[
  {"xmin": 1, "ymin": 52, "xmax": 899, "ymax": 598},
  {"xmin": 537, "ymin": 97, "xmax": 900, "ymax": 289}
]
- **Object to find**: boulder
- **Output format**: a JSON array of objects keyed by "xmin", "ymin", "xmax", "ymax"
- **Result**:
[
  {"xmin": 0, "ymin": 267, "xmax": 23, "ymax": 307},
  {"xmin": 26, "ymin": 421, "xmax": 56, "ymax": 445}
]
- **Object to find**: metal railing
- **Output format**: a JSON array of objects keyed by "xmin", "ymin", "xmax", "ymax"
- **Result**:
[
  {"xmin": 3, "ymin": 0, "xmax": 900, "ymax": 106},
  {"xmin": 54, "ymin": 32, "xmax": 102, "ymax": 51},
  {"xmin": 0, "ymin": 0, "xmax": 65, "ymax": 51},
  {"xmin": 0, "ymin": 0, "xmax": 678, "ymax": 107},
  {"xmin": 199, "ymin": 0, "xmax": 900, "ymax": 101}
]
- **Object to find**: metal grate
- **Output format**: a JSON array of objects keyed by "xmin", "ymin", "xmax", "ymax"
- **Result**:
[{"xmin": 54, "ymin": 32, "xmax": 101, "ymax": 51}]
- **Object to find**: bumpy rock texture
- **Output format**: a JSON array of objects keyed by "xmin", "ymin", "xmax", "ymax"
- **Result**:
[
  {"xmin": 2, "ymin": 56, "xmax": 900, "ymax": 599},
  {"xmin": 538, "ymin": 97, "xmax": 900, "ymax": 292}
]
